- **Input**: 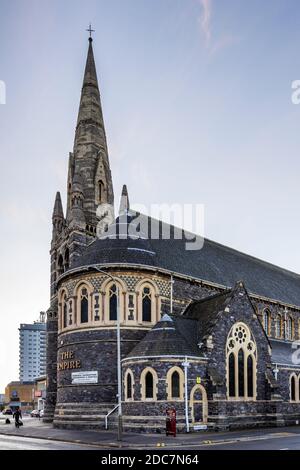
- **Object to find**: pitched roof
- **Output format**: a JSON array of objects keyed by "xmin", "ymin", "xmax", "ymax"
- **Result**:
[
  {"xmin": 72, "ymin": 213, "xmax": 300, "ymax": 306},
  {"xmin": 270, "ymin": 339, "xmax": 298, "ymax": 367}
]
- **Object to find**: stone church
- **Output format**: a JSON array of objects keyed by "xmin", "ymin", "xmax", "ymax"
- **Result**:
[{"xmin": 44, "ymin": 36, "xmax": 300, "ymax": 432}]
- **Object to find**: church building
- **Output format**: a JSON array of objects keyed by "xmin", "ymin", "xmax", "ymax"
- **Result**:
[{"xmin": 44, "ymin": 35, "xmax": 300, "ymax": 432}]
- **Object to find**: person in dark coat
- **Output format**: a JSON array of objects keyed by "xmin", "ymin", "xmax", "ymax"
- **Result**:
[{"xmin": 13, "ymin": 407, "xmax": 22, "ymax": 428}]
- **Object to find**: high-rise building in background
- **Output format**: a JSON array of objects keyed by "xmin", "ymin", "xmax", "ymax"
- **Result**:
[{"xmin": 19, "ymin": 313, "xmax": 46, "ymax": 382}]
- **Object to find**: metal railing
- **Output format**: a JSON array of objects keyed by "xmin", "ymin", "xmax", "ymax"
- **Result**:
[{"xmin": 105, "ymin": 404, "xmax": 119, "ymax": 430}]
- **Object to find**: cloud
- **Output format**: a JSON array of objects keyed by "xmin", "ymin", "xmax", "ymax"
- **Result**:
[
  {"xmin": 198, "ymin": 0, "xmax": 212, "ymax": 46},
  {"xmin": 197, "ymin": 0, "xmax": 240, "ymax": 55}
]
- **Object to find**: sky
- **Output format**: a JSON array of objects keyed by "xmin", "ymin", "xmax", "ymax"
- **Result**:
[{"xmin": 1, "ymin": 0, "xmax": 300, "ymax": 392}]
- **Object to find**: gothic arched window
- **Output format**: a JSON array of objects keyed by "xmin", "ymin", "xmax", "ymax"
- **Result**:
[
  {"xmin": 287, "ymin": 316, "xmax": 294, "ymax": 340},
  {"xmin": 98, "ymin": 180, "xmax": 105, "ymax": 204},
  {"xmin": 238, "ymin": 349, "xmax": 245, "ymax": 397},
  {"xmin": 80, "ymin": 288, "xmax": 89, "ymax": 324},
  {"xmin": 142, "ymin": 287, "xmax": 152, "ymax": 322},
  {"xmin": 64, "ymin": 248, "xmax": 69, "ymax": 271},
  {"xmin": 63, "ymin": 294, "xmax": 68, "ymax": 329},
  {"xmin": 171, "ymin": 371, "xmax": 180, "ymax": 399},
  {"xmin": 247, "ymin": 355, "xmax": 254, "ymax": 398},
  {"xmin": 109, "ymin": 284, "xmax": 118, "ymax": 321},
  {"xmin": 226, "ymin": 322, "xmax": 257, "ymax": 400},
  {"xmin": 291, "ymin": 374, "xmax": 296, "ymax": 401},
  {"xmin": 58, "ymin": 255, "xmax": 64, "ymax": 275},
  {"xmin": 166, "ymin": 367, "xmax": 184, "ymax": 400},
  {"xmin": 263, "ymin": 309, "xmax": 271, "ymax": 335},
  {"xmin": 140, "ymin": 367, "xmax": 158, "ymax": 401},
  {"xmin": 275, "ymin": 314, "xmax": 283, "ymax": 339},
  {"xmin": 145, "ymin": 371, "xmax": 154, "ymax": 399},
  {"xmin": 228, "ymin": 352, "xmax": 235, "ymax": 397},
  {"xmin": 124, "ymin": 369, "xmax": 134, "ymax": 401}
]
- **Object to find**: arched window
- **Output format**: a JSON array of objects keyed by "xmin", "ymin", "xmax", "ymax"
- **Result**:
[
  {"xmin": 58, "ymin": 255, "xmax": 64, "ymax": 275},
  {"xmin": 226, "ymin": 322, "xmax": 257, "ymax": 400},
  {"xmin": 109, "ymin": 284, "xmax": 118, "ymax": 321},
  {"xmin": 124, "ymin": 369, "xmax": 134, "ymax": 401},
  {"xmin": 263, "ymin": 309, "xmax": 271, "ymax": 335},
  {"xmin": 287, "ymin": 316, "xmax": 294, "ymax": 340},
  {"xmin": 145, "ymin": 372, "xmax": 154, "ymax": 399},
  {"xmin": 64, "ymin": 248, "xmax": 69, "ymax": 271},
  {"xmin": 98, "ymin": 180, "xmax": 105, "ymax": 204},
  {"xmin": 63, "ymin": 294, "xmax": 68, "ymax": 329},
  {"xmin": 247, "ymin": 355, "xmax": 254, "ymax": 398},
  {"xmin": 80, "ymin": 288, "xmax": 89, "ymax": 324},
  {"xmin": 127, "ymin": 373, "xmax": 132, "ymax": 399},
  {"xmin": 142, "ymin": 287, "xmax": 152, "ymax": 322},
  {"xmin": 171, "ymin": 371, "xmax": 180, "ymax": 398},
  {"xmin": 291, "ymin": 375, "xmax": 296, "ymax": 401},
  {"xmin": 238, "ymin": 349, "xmax": 244, "ymax": 397},
  {"xmin": 140, "ymin": 367, "xmax": 158, "ymax": 401},
  {"xmin": 166, "ymin": 367, "xmax": 184, "ymax": 400},
  {"xmin": 228, "ymin": 353, "xmax": 235, "ymax": 397},
  {"xmin": 275, "ymin": 314, "xmax": 282, "ymax": 339}
]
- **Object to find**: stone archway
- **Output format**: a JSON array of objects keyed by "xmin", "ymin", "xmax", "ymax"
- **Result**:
[{"xmin": 189, "ymin": 384, "xmax": 208, "ymax": 424}]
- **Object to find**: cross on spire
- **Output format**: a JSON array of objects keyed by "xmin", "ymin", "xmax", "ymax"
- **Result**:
[{"xmin": 86, "ymin": 23, "xmax": 95, "ymax": 39}]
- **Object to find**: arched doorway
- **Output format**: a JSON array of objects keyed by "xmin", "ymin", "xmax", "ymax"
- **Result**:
[{"xmin": 189, "ymin": 384, "xmax": 208, "ymax": 424}]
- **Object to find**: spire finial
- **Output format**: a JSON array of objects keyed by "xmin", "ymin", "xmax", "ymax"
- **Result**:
[{"xmin": 86, "ymin": 23, "xmax": 95, "ymax": 41}]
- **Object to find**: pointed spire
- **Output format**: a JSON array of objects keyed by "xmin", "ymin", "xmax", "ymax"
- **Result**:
[
  {"xmin": 119, "ymin": 185, "xmax": 130, "ymax": 215},
  {"xmin": 52, "ymin": 192, "xmax": 64, "ymax": 220},
  {"xmin": 74, "ymin": 37, "xmax": 107, "ymax": 151}
]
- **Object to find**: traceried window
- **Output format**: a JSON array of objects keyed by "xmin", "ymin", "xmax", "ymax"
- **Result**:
[
  {"xmin": 109, "ymin": 284, "xmax": 118, "ymax": 321},
  {"xmin": 263, "ymin": 309, "xmax": 271, "ymax": 335},
  {"xmin": 142, "ymin": 287, "xmax": 152, "ymax": 322},
  {"xmin": 80, "ymin": 287, "xmax": 89, "ymax": 324},
  {"xmin": 226, "ymin": 322, "xmax": 257, "ymax": 400},
  {"xmin": 275, "ymin": 314, "xmax": 283, "ymax": 339}
]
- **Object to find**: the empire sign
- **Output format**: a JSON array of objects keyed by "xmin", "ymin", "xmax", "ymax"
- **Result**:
[{"xmin": 57, "ymin": 350, "xmax": 81, "ymax": 371}]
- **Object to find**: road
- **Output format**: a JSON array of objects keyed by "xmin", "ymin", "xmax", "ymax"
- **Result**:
[
  {"xmin": 182, "ymin": 432, "xmax": 300, "ymax": 450},
  {"xmin": 0, "ymin": 434, "xmax": 97, "ymax": 450}
]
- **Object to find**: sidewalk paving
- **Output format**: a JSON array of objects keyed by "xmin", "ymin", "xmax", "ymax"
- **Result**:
[{"xmin": 0, "ymin": 418, "xmax": 300, "ymax": 449}]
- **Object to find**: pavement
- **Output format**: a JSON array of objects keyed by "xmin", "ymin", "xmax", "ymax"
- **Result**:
[{"xmin": 1, "ymin": 417, "xmax": 300, "ymax": 450}]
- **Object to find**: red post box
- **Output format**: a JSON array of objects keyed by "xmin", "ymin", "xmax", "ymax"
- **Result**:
[{"xmin": 166, "ymin": 406, "xmax": 176, "ymax": 437}]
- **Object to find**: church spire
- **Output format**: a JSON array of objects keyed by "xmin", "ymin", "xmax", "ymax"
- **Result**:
[
  {"xmin": 69, "ymin": 33, "xmax": 114, "ymax": 230},
  {"xmin": 52, "ymin": 191, "xmax": 65, "ymax": 242},
  {"xmin": 119, "ymin": 184, "xmax": 130, "ymax": 215},
  {"xmin": 74, "ymin": 34, "xmax": 108, "ymax": 153},
  {"xmin": 52, "ymin": 191, "xmax": 64, "ymax": 220}
]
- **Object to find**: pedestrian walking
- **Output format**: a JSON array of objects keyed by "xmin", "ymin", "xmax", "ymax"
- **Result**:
[{"xmin": 13, "ymin": 407, "xmax": 22, "ymax": 428}]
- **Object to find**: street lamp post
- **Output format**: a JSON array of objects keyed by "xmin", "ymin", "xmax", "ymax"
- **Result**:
[
  {"xmin": 182, "ymin": 356, "xmax": 190, "ymax": 433},
  {"xmin": 94, "ymin": 267, "xmax": 122, "ymax": 441}
]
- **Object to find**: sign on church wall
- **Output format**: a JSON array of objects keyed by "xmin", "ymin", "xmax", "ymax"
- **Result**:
[{"xmin": 71, "ymin": 371, "xmax": 98, "ymax": 385}]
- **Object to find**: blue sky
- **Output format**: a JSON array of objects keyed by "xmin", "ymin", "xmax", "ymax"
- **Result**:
[{"xmin": 1, "ymin": 0, "xmax": 300, "ymax": 391}]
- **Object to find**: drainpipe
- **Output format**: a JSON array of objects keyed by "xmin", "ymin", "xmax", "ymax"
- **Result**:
[{"xmin": 182, "ymin": 356, "xmax": 190, "ymax": 433}]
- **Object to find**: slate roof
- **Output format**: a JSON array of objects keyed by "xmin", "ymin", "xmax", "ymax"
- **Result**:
[
  {"xmin": 72, "ymin": 213, "xmax": 300, "ymax": 306},
  {"xmin": 270, "ymin": 339, "xmax": 299, "ymax": 367},
  {"xmin": 183, "ymin": 290, "xmax": 233, "ymax": 340},
  {"xmin": 125, "ymin": 314, "xmax": 201, "ymax": 359}
]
